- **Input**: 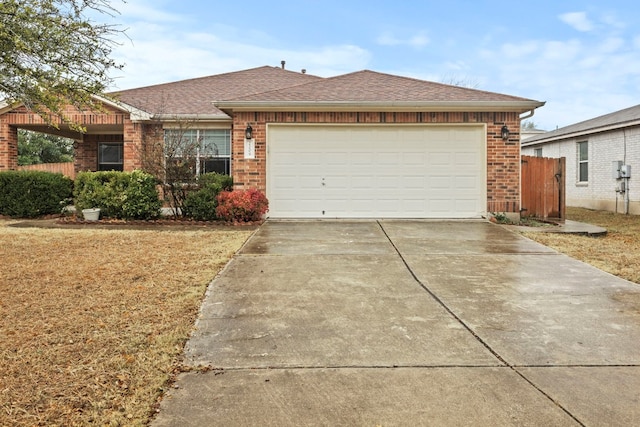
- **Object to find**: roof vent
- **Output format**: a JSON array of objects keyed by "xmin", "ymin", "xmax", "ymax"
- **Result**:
[
  {"xmin": 301, "ymin": 69, "xmax": 306, "ymax": 74},
  {"xmin": 281, "ymin": 60, "xmax": 285, "ymax": 69}
]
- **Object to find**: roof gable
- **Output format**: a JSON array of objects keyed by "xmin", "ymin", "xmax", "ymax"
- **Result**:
[
  {"xmin": 108, "ymin": 66, "xmax": 543, "ymax": 118},
  {"xmin": 222, "ymin": 70, "xmax": 538, "ymax": 103},
  {"xmin": 110, "ymin": 66, "xmax": 322, "ymax": 118},
  {"xmin": 215, "ymin": 70, "xmax": 544, "ymax": 112}
]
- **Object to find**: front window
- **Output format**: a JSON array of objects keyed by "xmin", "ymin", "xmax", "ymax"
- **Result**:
[
  {"xmin": 578, "ymin": 141, "xmax": 588, "ymax": 182},
  {"xmin": 164, "ymin": 129, "xmax": 231, "ymax": 180},
  {"xmin": 534, "ymin": 148, "xmax": 543, "ymax": 157},
  {"xmin": 98, "ymin": 143, "xmax": 123, "ymax": 171}
]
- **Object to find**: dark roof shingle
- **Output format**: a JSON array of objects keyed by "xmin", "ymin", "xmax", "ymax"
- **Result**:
[
  {"xmin": 223, "ymin": 70, "xmax": 537, "ymax": 103},
  {"xmin": 109, "ymin": 66, "xmax": 542, "ymax": 117},
  {"xmin": 110, "ymin": 66, "xmax": 322, "ymax": 117}
]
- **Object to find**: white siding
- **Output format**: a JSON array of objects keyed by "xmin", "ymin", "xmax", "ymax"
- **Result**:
[{"xmin": 522, "ymin": 127, "xmax": 640, "ymax": 214}]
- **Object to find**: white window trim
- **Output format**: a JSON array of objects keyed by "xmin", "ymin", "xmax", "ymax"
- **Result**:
[
  {"xmin": 164, "ymin": 128, "xmax": 232, "ymax": 177},
  {"xmin": 577, "ymin": 140, "xmax": 589, "ymax": 184}
]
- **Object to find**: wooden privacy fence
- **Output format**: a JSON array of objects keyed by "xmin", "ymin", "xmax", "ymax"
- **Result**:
[
  {"xmin": 17, "ymin": 162, "xmax": 75, "ymax": 179},
  {"xmin": 521, "ymin": 155, "xmax": 566, "ymax": 219}
]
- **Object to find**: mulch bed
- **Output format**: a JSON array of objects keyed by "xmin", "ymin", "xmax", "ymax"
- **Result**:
[{"xmin": 4, "ymin": 214, "xmax": 263, "ymax": 231}]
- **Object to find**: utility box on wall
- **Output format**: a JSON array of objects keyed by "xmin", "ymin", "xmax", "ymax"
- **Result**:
[
  {"xmin": 612, "ymin": 161, "xmax": 623, "ymax": 179},
  {"xmin": 621, "ymin": 164, "xmax": 632, "ymax": 178}
]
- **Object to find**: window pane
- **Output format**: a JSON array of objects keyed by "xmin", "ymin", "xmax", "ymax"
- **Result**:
[
  {"xmin": 202, "ymin": 158, "xmax": 230, "ymax": 175},
  {"xmin": 165, "ymin": 129, "xmax": 198, "ymax": 157},
  {"xmin": 200, "ymin": 130, "xmax": 231, "ymax": 157},
  {"xmin": 579, "ymin": 162, "xmax": 588, "ymax": 182},
  {"xmin": 579, "ymin": 142, "xmax": 588, "ymax": 161},
  {"xmin": 99, "ymin": 144, "xmax": 123, "ymax": 164}
]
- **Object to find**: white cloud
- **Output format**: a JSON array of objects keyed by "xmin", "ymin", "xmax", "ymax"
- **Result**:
[
  {"xmin": 109, "ymin": 29, "xmax": 371, "ymax": 89},
  {"xmin": 376, "ymin": 31, "xmax": 429, "ymax": 48},
  {"xmin": 559, "ymin": 12, "xmax": 594, "ymax": 32}
]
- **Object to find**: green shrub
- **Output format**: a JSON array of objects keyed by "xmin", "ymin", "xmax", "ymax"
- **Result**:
[
  {"xmin": 215, "ymin": 188, "xmax": 268, "ymax": 222},
  {"xmin": 0, "ymin": 171, "xmax": 73, "ymax": 218},
  {"xmin": 74, "ymin": 170, "xmax": 161, "ymax": 220},
  {"xmin": 198, "ymin": 172, "xmax": 233, "ymax": 191},
  {"xmin": 183, "ymin": 173, "xmax": 233, "ymax": 221}
]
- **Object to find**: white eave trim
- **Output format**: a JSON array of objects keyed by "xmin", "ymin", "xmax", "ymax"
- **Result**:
[
  {"xmin": 521, "ymin": 119, "xmax": 640, "ymax": 146},
  {"xmin": 213, "ymin": 100, "xmax": 545, "ymax": 113},
  {"xmin": 93, "ymin": 95, "xmax": 153, "ymax": 121}
]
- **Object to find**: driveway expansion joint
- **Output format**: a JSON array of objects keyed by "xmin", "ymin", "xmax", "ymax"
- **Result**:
[
  {"xmin": 376, "ymin": 220, "xmax": 509, "ymax": 367},
  {"xmin": 376, "ymin": 220, "xmax": 587, "ymax": 427}
]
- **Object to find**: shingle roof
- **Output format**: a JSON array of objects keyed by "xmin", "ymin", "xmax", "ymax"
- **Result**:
[
  {"xmin": 110, "ymin": 66, "xmax": 322, "ymax": 118},
  {"xmin": 109, "ymin": 66, "xmax": 543, "ymax": 118},
  {"xmin": 523, "ymin": 103, "xmax": 640, "ymax": 145},
  {"xmin": 223, "ymin": 70, "xmax": 537, "ymax": 103}
]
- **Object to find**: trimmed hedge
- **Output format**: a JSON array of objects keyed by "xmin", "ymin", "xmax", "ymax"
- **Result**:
[
  {"xmin": 0, "ymin": 170, "xmax": 73, "ymax": 218},
  {"xmin": 182, "ymin": 173, "xmax": 233, "ymax": 220},
  {"xmin": 74, "ymin": 170, "xmax": 161, "ymax": 220}
]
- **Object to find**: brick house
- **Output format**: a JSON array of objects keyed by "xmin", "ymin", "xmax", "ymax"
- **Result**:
[
  {"xmin": 0, "ymin": 66, "xmax": 544, "ymax": 219},
  {"xmin": 522, "ymin": 104, "xmax": 639, "ymax": 215}
]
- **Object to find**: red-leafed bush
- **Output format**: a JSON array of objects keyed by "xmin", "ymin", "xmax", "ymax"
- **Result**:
[{"xmin": 215, "ymin": 189, "xmax": 269, "ymax": 222}]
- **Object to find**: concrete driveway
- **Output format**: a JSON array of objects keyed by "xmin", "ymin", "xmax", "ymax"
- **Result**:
[{"xmin": 153, "ymin": 220, "xmax": 640, "ymax": 426}]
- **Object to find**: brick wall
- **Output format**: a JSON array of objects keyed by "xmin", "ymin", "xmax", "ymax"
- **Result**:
[
  {"xmin": 232, "ymin": 111, "xmax": 521, "ymax": 213},
  {"xmin": 0, "ymin": 104, "xmax": 135, "ymax": 173},
  {"xmin": 0, "ymin": 120, "xmax": 18, "ymax": 171}
]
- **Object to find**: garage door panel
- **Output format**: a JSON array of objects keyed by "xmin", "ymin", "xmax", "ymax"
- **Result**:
[{"xmin": 268, "ymin": 125, "xmax": 485, "ymax": 218}]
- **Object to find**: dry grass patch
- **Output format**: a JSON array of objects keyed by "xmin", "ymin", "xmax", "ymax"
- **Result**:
[
  {"xmin": 522, "ymin": 207, "xmax": 640, "ymax": 284},
  {"xmin": 0, "ymin": 222, "xmax": 253, "ymax": 426}
]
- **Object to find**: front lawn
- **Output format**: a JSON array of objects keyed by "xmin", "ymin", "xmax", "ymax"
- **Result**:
[
  {"xmin": 521, "ymin": 207, "xmax": 640, "ymax": 284},
  {"xmin": 0, "ymin": 222, "xmax": 253, "ymax": 426}
]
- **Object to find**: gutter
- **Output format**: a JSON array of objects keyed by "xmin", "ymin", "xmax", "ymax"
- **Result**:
[{"xmin": 213, "ymin": 100, "xmax": 545, "ymax": 113}]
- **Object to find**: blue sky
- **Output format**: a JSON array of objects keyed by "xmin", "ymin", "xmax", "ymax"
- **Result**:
[{"xmin": 103, "ymin": 0, "xmax": 640, "ymax": 131}]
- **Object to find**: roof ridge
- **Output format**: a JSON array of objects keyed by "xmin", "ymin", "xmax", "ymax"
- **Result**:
[
  {"xmin": 219, "ymin": 74, "xmax": 327, "ymax": 102},
  {"xmin": 307, "ymin": 69, "xmax": 538, "ymax": 102},
  {"xmin": 111, "ymin": 65, "xmax": 319, "ymax": 94}
]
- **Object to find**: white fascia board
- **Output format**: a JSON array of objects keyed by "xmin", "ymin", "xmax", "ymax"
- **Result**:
[
  {"xmin": 93, "ymin": 95, "xmax": 152, "ymax": 121},
  {"xmin": 214, "ymin": 100, "xmax": 545, "ymax": 113}
]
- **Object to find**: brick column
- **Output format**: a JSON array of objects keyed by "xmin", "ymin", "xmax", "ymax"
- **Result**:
[
  {"xmin": 486, "ymin": 114, "xmax": 521, "ymax": 217},
  {"xmin": 232, "ymin": 113, "xmax": 266, "ymax": 191},
  {"xmin": 123, "ymin": 119, "xmax": 142, "ymax": 171},
  {"xmin": 0, "ymin": 118, "xmax": 18, "ymax": 170}
]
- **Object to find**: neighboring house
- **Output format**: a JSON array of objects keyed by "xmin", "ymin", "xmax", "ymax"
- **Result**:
[
  {"xmin": 0, "ymin": 66, "xmax": 544, "ymax": 219},
  {"xmin": 520, "ymin": 127, "xmax": 546, "ymax": 143},
  {"xmin": 522, "ymin": 104, "xmax": 639, "ymax": 215}
]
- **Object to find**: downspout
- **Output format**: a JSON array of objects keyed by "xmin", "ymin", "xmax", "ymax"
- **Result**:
[
  {"xmin": 519, "ymin": 109, "xmax": 536, "ymax": 120},
  {"xmin": 624, "ymin": 129, "xmax": 630, "ymax": 215}
]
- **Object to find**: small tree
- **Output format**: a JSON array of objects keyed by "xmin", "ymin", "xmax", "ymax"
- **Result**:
[
  {"xmin": 0, "ymin": 0, "xmax": 125, "ymax": 129},
  {"xmin": 137, "ymin": 120, "xmax": 201, "ymax": 218},
  {"xmin": 439, "ymin": 73, "xmax": 480, "ymax": 89}
]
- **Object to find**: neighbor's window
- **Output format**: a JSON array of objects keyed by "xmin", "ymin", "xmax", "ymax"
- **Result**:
[
  {"xmin": 164, "ymin": 129, "xmax": 231, "ymax": 178},
  {"xmin": 578, "ymin": 141, "xmax": 588, "ymax": 182},
  {"xmin": 534, "ymin": 148, "xmax": 543, "ymax": 157},
  {"xmin": 98, "ymin": 143, "xmax": 124, "ymax": 171}
]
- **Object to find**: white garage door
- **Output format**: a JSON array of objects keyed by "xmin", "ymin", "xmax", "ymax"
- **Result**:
[{"xmin": 267, "ymin": 124, "xmax": 486, "ymax": 218}]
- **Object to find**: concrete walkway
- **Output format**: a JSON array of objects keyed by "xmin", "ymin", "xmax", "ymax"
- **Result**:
[
  {"xmin": 152, "ymin": 220, "xmax": 640, "ymax": 426},
  {"xmin": 506, "ymin": 219, "xmax": 607, "ymax": 236}
]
